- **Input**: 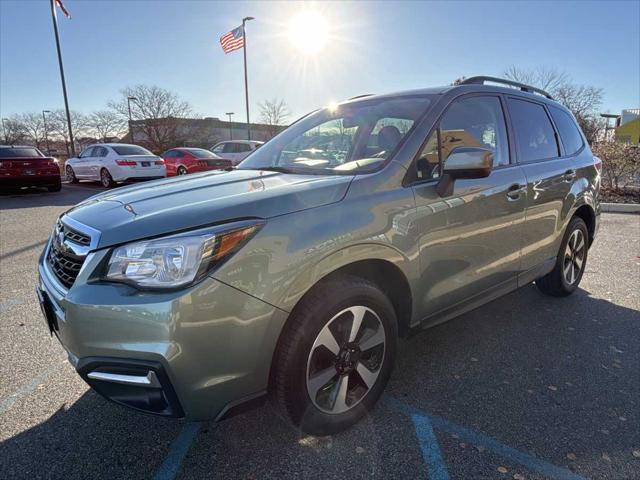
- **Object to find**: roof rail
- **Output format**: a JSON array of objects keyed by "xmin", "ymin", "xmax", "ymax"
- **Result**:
[{"xmin": 460, "ymin": 76, "xmax": 554, "ymax": 99}]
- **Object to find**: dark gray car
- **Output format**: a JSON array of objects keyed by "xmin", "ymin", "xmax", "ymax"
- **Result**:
[{"xmin": 37, "ymin": 77, "xmax": 600, "ymax": 434}]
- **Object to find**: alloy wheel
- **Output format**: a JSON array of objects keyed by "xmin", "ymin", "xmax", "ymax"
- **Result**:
[
  {"xmin": 178, "ymin": 167, "xmax": 187, "ymax": 175},
  {"xmin": 101, "ymin": 170, "xmax": 111, "ymax": 187},
  {"xmin": 66, "ymin": 166, "xmax": 74, "ymax": 181},
  {"xmin": 306, "ymin": 306, "xmax": 386, "ymax": 415},
  {"xmin": 563, "ymin": 229, "xmax": 586, "ymax": 285}
]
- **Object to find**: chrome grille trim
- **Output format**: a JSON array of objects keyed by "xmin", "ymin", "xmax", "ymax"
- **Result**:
[{"xmin": 46, "ymin": 217, "xmax": 101, "ymax": 289}]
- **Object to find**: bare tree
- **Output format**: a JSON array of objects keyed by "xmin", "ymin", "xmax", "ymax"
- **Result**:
[
  {"xmin": 13, "ymin": 113, "xmax": 46, "ymax": 149},
  {"xmin": 3, "ymin": 116, "xmax": 28, "ymax": 144},
  {"xmin": 109, "ymin": 85, "xmax": 193, "ymax": 153},
  {"xmin": 258, "ymin": 98, "xmax": 290, "ymax": 138},
  {"xmin": 89, "ymin": 110, "xmax": 126, "ymax": 142},
  {"xmin": 504, "ymin": 66, "xmax": 604, "ymax": 143},
  {"xmin": 48, "ymin": 110, "xmax": 89, "ymax": 155}
]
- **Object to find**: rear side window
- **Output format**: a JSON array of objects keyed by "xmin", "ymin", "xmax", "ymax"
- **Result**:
[
  {"xmin": 549, "ymin": 106, "xmax": 584, "ymax": 155},
  {"xmin": 507, "ymin": 98, "xmax": 559, "ymax": 162},
  {"xmin": 235, "ymin": 143, "xmax": 252, "ymax": 152}
]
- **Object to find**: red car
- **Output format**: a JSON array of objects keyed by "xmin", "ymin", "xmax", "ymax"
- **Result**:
[
  {"xmin": 161, "ymin": 147, "xmax": 232, "ymax": 176},
  {"xmin": 0, "ymin": 145, "xmax": 61, "ymax": 192}
]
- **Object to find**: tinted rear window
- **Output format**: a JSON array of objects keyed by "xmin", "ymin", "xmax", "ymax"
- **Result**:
[
  {"xmin": 507, "ymin": 98, "xmax": 560, "ymax": 162},
  {"xmin": 0, "ymin": 147, "xmax": 43, "ymax": 158},
  {"xmin": 549, "ymin": 106, "xmax": 584, "ymax": 155},
  {"xmin": 111, "ymin": 145, "xmax": 153, "ymax": 156}
]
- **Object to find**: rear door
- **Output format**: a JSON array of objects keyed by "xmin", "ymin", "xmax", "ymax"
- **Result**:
[
  {"xmin": 505, "ymin": 97, "xmax": 577, "ymax": 281},
  {"xmin": 410, "ymin": 94, "xmax": 528, "ymax": 321},
  {"xmin": 88, "ymin": 146, "xmax": 108, "ymax": 179}
]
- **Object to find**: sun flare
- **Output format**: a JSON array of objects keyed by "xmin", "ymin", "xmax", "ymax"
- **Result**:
[{"xmin": 288, "ymin": 11, "xmax": 329, "ymax": 55}]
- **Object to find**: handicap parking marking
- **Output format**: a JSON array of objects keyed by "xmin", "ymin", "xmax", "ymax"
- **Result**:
[
  {"xmin": 412, "ymin": 413, "xmax": 450, "ymax": 480},
  {"xmin": 153, "ymin": 422, "xmax": 202, "ymax": 480},
  {"xmin": 386, "ymin": 397, "xmax": 587, "ymax": 480}
]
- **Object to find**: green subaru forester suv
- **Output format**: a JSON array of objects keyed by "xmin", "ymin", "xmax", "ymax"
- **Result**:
[{"xmin": 38, "ymin": 77, "xmax": 600, "ymax": 434}]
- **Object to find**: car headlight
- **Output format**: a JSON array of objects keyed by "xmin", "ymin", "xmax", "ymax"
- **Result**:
[{"xmin": 104, "ymin": 221, "xmax": 262, "ymax": 289}]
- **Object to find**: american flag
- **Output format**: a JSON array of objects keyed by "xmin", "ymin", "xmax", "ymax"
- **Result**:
[
  {"xmin": 220, "ymin": 26, "xmax": 244, "ymax": 54},
  {"xmin": 55, "ymin": 0, "xmax": 71, "ymax": 18}
]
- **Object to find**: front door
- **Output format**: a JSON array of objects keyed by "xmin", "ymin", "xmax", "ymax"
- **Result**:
[{"xmin": 410, "ymin": 95, "xmax": 527, "ymax": 322}]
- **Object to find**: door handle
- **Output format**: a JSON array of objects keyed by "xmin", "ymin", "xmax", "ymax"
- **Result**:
[
  {"xmin": 564, "ymin": 169, "xmax": 576, "ymax": 181},
  {"xmin": 506, "ymin": 183, "xmax": 526, "ymax": 200}
]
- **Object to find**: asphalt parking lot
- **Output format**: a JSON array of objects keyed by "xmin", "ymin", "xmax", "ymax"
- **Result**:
[{"xmin": 1, "ymin": 183, "xmax": 639, "ymax": 480}]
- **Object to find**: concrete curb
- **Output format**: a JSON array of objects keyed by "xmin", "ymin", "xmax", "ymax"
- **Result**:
[{"xmin": 601, "ymin": 202, "xmax": 640, "ymax": 214}]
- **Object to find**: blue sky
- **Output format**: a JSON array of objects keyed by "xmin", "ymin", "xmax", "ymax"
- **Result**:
[{"xmin": 1, "ymin": 0, "xmax": 638, "ymax": 121}]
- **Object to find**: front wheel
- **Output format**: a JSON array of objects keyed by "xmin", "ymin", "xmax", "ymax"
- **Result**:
[
  {"xmin": 100, "ymin": 168, "xmax": 116, "ymax": 188},
  {"xmin": 66, "ymin": 165, "xmax": 78, "ymax": 183},
  {"xmin": 273, "ymin": 274, "xmax": 397, "ymax": 435},
  {"xmin": 177, "ymin": 166, "xmax": 188, "ymax": 176},
  {"xmin": 536, "ymin": 216, "xmax": 589, "ymax": 296}
]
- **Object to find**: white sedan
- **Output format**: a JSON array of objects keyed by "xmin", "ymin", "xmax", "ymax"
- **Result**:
[
  {"xmin": 210, "ymin": 140, "xmax": 263, "ymax": 166},
  {"xmin": 65, "ymin": 143, "xmax": 166, "ymax": 188}
]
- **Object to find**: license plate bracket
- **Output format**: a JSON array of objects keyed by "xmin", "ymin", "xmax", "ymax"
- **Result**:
[{"xmin": 141, "ymin": 161, "xmax": 150, "ymax": 167}]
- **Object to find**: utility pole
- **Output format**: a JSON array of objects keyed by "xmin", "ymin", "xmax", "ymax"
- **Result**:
[
  {"xmin": 49, "ymin": 0, "xmax": 75, "ymax": 156},
  {"xmin": 127, "ymin": 96, "xmax": 138, "ymax": 144},
  {"xmin": 42, "ymin": 110, "xmax": 51, "ymax": 153},
  {"xmin": 226, "ymin": 112, "xmax": 234, "ymax": 140},
  {"xmin": 242, "ymin": 16, "xmax": 254, "ymax": 140}
]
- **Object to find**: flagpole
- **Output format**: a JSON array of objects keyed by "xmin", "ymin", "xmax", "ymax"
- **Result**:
[
  {"xmin": 242, "ymin": 17, "xmax": 254, "ymax": 141},
  {"xmin": 50, "ymin": 0, "xmax": 76, "ymax": 156}
]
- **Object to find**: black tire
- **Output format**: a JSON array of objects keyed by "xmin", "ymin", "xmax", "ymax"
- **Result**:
[
  {"xmin": 100, "ymin": 168, "xmax": 116, "ymax": 188},
  {"xmin": 272, "ymin": 274, "xmax": 397, "ymax": 435},
  {"xmin": 177, "ymin": 166, "xmax": 188, "ymax": 176},
  {"xmin": 47, "ymin": 181, "xmax": 62, "ymax": 192},
  {"xmin": 536, "ymin": 216, "xmax": 589, "ymax": 297},
  {"xmin": 66, "ymin": 165, "xmax": 78, "ymax": 183}
]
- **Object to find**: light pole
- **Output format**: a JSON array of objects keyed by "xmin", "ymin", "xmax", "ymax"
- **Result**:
[
  {"xmin": 42, "ymin": 110, "xmax": 51, "ymax": 154},
  {"xmin": 225, "ymin": 112, "xmax": 234, "ymax": 140},
  {"xmin": 1, "ymin": 118, "xmax": 8, "ymax": 144},
  {"xmin": 127, "ymin": 96, "xmax": 138, "ymax": 144},
  {"xmin": 242, "ymin": 16, "xmax": 254, "ymax": 140}
]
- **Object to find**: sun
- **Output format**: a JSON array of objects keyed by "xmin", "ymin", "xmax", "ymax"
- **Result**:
[{"xmin": 288, "ymin": 11, "xmax": 329, "ymax": 55}]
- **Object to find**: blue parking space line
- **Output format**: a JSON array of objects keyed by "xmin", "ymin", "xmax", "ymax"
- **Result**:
[
  {"xmin": 153, "ymin": 422, "xmax": 202, "ymax": 480},
  {"xmin": 386, "ymin": 398, "xmax": 587, "ymax": 480},
  {"xmin": 411, "ymin": 414, "xmax": 450, "ymax": 480},
  {"xmin": 0, "ymin": 365, "xmax": 59, "ymax": 415}
]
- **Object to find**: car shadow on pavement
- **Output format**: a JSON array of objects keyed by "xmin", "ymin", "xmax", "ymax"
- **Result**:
[
  {"xmin": 0, "ymin": 286, "xmax": 638, "ymax": 479},
  {"xmin": 0, "ymin": 186, "xmax": 98, "ymax": 210}
]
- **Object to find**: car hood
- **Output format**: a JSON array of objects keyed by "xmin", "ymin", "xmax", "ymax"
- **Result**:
[{"xmin": 65, "ymin": 169, "xmax": 353, "ymax": 248}]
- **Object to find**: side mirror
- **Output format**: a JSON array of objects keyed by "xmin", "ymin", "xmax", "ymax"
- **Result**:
[{"xmin": 436, "ymin": 147, "xmax": 493, "ymax": 197}]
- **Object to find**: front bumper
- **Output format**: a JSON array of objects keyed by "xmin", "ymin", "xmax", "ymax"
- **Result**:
[{"xmin": 38, "ymin": 242, "xmax": 287, "ymax": 420}]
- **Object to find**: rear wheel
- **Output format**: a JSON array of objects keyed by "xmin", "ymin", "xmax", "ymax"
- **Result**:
[
  {"xmin": 100, "ymin": 168, "xmax": 116, "ymax": 188},
  {"xmin": 273, "ymin": 274, "xmax": 397, "ymax": 435},
  {"xmin": 177, "ymin": 166, "xmax": 188, "ymax": 176},
  {"xmin": 536, "ymin": 216, "xmax": 589, "ymax": 296},
  {"xmin": 65, "ymin": 165, "xmax": 78, "ymax": 183},
  {"xmin": 47, "ymin": 181, "xmax": 62, "ymax": 192}
]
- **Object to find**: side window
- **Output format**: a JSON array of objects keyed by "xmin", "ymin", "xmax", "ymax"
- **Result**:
[
  {"xmin": 95, "ymin": 147, "xmax": 107, "ymax": 157},
  {"xmin": 212, "ymin": 144, "xmax": 225, "ymax": 154},
  {"xmin": 507, "ymin": 98, "xmax": 560, "ymax": 162},
  {"xmin": 236, "ymin": 143, "xmax": 252, "ymax": 153},
  {"xmin": 549, "ymin": 106, "xmax": 584, "ymax": 156},
  {"xmin": 79, "ymin": 147, "xmax": 94, "ymax": 158},
  {"xmin": 414, "ymin": 96, "xmax": 509, "ymax": 181},
  {"xmin": 223, "ymin": 143, "xmax": 237, "ymax": 154}
]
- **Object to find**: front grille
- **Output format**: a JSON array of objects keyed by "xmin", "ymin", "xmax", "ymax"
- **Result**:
[
  {"xmin": 64, "ymin": 227, "xmax": 90, "ymax": 246},
  {"xmin": 47, "ymin": 243, "xmax": 83, "ymax": 288},
  {"xmin": 46, "ymin": 219, "xmax": 94, "ymax": 289}
]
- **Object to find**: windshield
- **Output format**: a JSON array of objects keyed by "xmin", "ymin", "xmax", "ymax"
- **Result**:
[
  {"xmin": 0, "ymin": 147, "xmax": 43, "ymax": 158},
  {"xmin": 111, "ymin": 145, "xmax": 153, "ymax": 156},
  {"xmin": 238, "ymin": 96, "xmax": 432, "ymax": 174},
  {"xmin": 189, "ymin": 148, "xmax": 216, "ymax": 158}
]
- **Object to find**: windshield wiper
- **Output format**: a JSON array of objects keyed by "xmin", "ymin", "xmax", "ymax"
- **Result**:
[{"xmin": 250, "ymin": 166, "xmax": 298, "ymax": 174}]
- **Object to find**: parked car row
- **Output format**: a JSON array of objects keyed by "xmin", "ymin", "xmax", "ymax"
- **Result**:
[{"xmin": 2, "ymin": 136, "xmax": 265, "ymax": 192}]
